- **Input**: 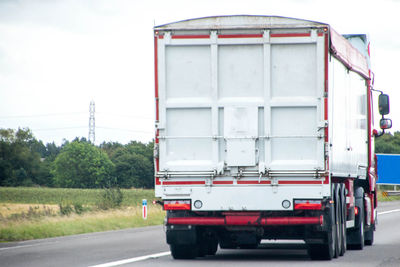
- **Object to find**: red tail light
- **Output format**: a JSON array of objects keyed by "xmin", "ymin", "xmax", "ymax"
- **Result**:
[
  {"xmin": 163, "ymin": 200, "xmax": 191, "ymax": 210},
  {"xmin": 354, "ymin": 206, "xmax": 359, "ymax": 215},
  {"xmin": 294, "ymin": 200, "xmax": 322, "ymax": 210}
]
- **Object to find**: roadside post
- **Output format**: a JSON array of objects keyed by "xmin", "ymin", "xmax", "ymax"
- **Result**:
[{"xmin": 142, "ymin": 199, "xmax": 147, "ymax": 220}]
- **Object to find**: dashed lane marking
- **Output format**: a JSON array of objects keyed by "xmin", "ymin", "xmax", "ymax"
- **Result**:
[
  {"xmin": 378, "ymin": 208, "xmax": 400, "ymax": 215},
  {"xmin": 88, "ymin": 251, "xmax": 171, "ymax": 267}
]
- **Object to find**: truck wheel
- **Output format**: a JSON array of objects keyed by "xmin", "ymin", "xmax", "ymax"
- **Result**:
[
  {"xmin": 339, "ymin": 184, "xmax": 347, "ymax": 256},
  {"xmin": 197, "ymin": 241, "xmax": 207, "ymax": 257},
  {"xmin": 349, "ymin": 204, "xmax": 365, "ymax": 250},
  {"xmin": 170, "ymin": 244, "xmax": 198, "ymax": 259},
  {"xmin": 333, "ymin": 184, "xmax": 340, "ymax": 258},
  {"xmin": 219, "ymin": 238, "xmax": 236, "ymax": 249},
  {"xmin": 364, "ymin": 225, "xmax": 374, "ymax": 246},
  {"xmin": 308, "ymin": 195, "xmax": 336, "ymax": 260},
  {"xmin": 207, "ymin": 239, "xmax": 218, "ymax": 255},
  {"xmin": 347, "ymin": 187, "xmax": 365, "ymax": 250}
]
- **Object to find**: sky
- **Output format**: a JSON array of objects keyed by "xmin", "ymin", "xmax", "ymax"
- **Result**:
[{"xmin": 0, "ymin": 0, "xmax": 399, "ymax": 145}]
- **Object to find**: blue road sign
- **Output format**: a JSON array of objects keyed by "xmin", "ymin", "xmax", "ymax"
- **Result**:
[{"xmin": 377, "ymin": 154, "xmax": 400, "ymax": 185}]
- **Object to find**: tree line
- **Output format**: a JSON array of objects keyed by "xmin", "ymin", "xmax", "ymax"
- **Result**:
[
  {"xmin": 1, "ymin": 127, "xmax": 400, "ymax": 189},
  {"xmin": 0, "ymin": 128, "xmax": 153, "ymax": 189}
]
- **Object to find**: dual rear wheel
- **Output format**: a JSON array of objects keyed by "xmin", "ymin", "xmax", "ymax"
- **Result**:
[
  {"xmin": 170, "ymin": 233, "xmax": 218, "ymax": 259},
  {"xmin": 308, "ymin": 183, "xmax": 347, "ymax": 260}
]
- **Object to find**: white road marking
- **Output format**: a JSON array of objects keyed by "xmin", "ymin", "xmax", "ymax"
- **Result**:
[
  {"xmin": 88, "ymin": 251, "xmax": 171, "ymax": 267},
  {"xmin": 378, "ymin": 208, "xmax": 400, "ymax": 215},
  {"xmin": 0, "ymin": 244, "xmax": 39, "ymax": 251}
]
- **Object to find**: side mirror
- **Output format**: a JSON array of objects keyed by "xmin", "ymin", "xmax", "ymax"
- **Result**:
[
  {"xmin": 378, "ymin": 94, "xmax": 390, "ymax": 115},
  {"xmin": 380, "ymin": 118, "xmax": 392, "ymax": 130}
]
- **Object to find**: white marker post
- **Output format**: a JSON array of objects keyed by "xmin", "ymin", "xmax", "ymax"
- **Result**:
[{"xmin": 142, "ymin": 199, "xmax": 147, "ymax": 220}]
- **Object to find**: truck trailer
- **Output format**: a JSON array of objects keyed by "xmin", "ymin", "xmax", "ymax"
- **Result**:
[{"xmin": 153, "ymin": 15, "xmax": 391, "ymax": 260}]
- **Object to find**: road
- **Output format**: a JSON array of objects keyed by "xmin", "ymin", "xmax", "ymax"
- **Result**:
[{"xmin": 1, "ymin": 201, "xmax": 400, "ymax": 267}]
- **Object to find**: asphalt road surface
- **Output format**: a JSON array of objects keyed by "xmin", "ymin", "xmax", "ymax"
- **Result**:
[{"xmin": 1, "ymin": 201, "xmax": 400, "ymax": 267}]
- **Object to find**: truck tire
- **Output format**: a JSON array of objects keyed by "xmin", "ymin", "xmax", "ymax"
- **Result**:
[
  {"xmin": 207, "ymin": 239, "xmax": 218, "ymax": 255},
  {"xmin": 197, "ymin": 241, "xmax": 207, "ymax": 257},
  {"xmin": 347, "ymin": 187, "xmax": 365, "ymax": 250},
  {"xmin": 353, "ymin": 205, "xmax": 364, "ymax": 250},
  {"xmin": 170, "ymin": 244, "xmax": 198, "ymax": 259},
  {"xmin": 333, "ymin": 184, "xmax": 340, "ymax": 258},
  {"xmin": 364, "ymin": 225, "xmax": 374, "ymax": 246},
  {"xmin": 308, "ymin": 192, "xmax": 336, "ymax": 260},
  {"xmin": 339, "ymin": 184, "xmax": 347, "ymax": 256}
]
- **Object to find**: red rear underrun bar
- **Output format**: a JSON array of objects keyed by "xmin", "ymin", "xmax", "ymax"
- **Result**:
[{"xmin": 168, "ymin": 215, "xmax": 324, "ymax": 226}]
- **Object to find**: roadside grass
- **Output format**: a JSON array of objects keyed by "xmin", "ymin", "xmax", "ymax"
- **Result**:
[
  {"xmin": 0, "ymin": 205, "xmax": 165, "ymax": 242},
  {"xmin": 378, "ymin": 192, "xmax": 400, "ymax": 202},
  {"xmin": 0, "ymin": 187, "xmax": 165, "ymax": 242},
  {"xmin": 0, "ymin": 187, "xmax": 154, "ymax": 206}
]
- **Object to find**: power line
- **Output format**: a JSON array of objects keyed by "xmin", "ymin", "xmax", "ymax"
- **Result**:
[
  {"xmin": 96, "ymin": 112, "xmax": 153, "ymax": 120},
  {"xmin": 96, "ymin": 126, "xmax": 153, "ymax": 134},
  {"xmin": 32, "ymin": 126, "xmax": 87, "ymax": 131},
  {"xmin": 0, "ymin": 112, "xmax": 86, "ymax": 119}
]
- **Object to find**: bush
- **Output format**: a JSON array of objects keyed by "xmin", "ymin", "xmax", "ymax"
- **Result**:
[
  {"xmin": 97, "ymin": 187, "xmax": 123, "ymax": 210},
  {"xmin": 59, "ymin": 203, "xmax": 73, "ymax": 216},
  {"xmin": 73, "ymin": 203, "xmax": 84, "ymax": 215},
  {"xmin": 52, "ymin": 141, "xmax": 115, "ymax": 188}
]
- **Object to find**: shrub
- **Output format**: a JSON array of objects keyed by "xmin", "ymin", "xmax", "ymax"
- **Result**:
[
  {"xmin": 59, "ymin": 203, "xmax": 73, "ymax": 216},
  {"xmin": 97, "ymin": 187, "xmax": 123, "ymax": 210}
]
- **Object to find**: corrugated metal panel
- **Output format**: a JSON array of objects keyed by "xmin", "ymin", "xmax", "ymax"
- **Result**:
[
  {"xmin": 155, "ymin": 15, "xmax": 370, "ymax": 80},
  {"xmin": 156, "ymin": 28, "xmax": 326, "ymax": 173}
]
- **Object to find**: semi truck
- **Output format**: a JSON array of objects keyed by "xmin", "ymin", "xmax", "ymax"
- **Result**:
[{"xmin": 153, "ymin": 15, "xmax": 392, "ymax": 260}]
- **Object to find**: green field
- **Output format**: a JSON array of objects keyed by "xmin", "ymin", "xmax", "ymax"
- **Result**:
[
  {"xmin": 0, "ymin": 187, "xmax": 155, "ymax": 206},
  {"xmin": 1, "ymin": 186, "xmax": 398, "ymax": 242},
  {"xmin": 0, "ymin": 187, "xmax": 165, "ymax": 242}
]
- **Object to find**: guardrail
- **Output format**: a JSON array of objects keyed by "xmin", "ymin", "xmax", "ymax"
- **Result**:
[{"xmin": 382, "ymin": 191, "xmax": 400, "ymax": 197}]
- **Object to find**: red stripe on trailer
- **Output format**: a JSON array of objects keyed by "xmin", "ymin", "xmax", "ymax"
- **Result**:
[
  {"xmin": 218, "ymin": 34, "xmax": 263, "ymax": 38},
  {"xmin": 237, "ymin": 180, "xmax": 271, "ymax": 185},
  {"xmin": 271, "ymin": 33, "xmax": 311, "ymax": 38},
  {"xmin": 162, "ymin": 181, "xmax": 206, "ymax": 185},
  {"xmin": 168, "ymin": 216, "xmax": 323, "ymax": 226},
  {"xmin": 212, "ymin": 181, "xmax": 233, "ymax": 185},
  {"xmin": 159, "ymin": 179, "xmax": 329, "ymax": 186},
  {"xmin": 172, "ymin": 35, "xmax": 210, "ymax": 39},
  {"xmin": 279, "ymin": 180, "xmax": 322, "ymax": 185}
]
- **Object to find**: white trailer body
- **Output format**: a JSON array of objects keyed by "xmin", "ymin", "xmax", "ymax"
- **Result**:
[{"xmin": 153, "ymin": 16, "xmax": 381, "ymax": 260}]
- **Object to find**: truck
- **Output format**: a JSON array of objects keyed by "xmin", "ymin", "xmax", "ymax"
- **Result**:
[{"xmin": 153, "ymin": 15, "xmax": 392, "ymax": 260}]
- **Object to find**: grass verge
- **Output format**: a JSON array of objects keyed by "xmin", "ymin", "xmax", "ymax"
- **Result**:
[
  {"xmin": 0, "ymin": 187, "xmax": 154, "ymax": 206},
  {"xmin": 0, "ymin": 187, "xmax": 164, "ymax": 242},
  {"xmin": 0, "ymin": 205, "xmax": 165, "ymax": 242}
]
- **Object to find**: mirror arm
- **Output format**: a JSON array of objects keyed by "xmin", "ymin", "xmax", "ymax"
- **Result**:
[
  {"xmin": 371, "ymin": 87, "xmax": 383, "ymax": 94},
  {"xmin": 374, "ymin": 129, "xmax": 385, "ymax": 138}
]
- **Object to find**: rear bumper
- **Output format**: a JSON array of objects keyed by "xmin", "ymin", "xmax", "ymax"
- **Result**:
[{"xmin": 167, "ymin": 215, "xmax": 324, "ymax": 226}]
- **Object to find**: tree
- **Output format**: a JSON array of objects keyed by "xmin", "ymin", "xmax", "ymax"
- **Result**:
[
  {"xmin": 100, "ymin": 141, "xmax": 124, "ymax": 159},
  {"xmin": 0, "ymin": 128, "xmax": 42, "ymax": 186},
  {"xmin": 375, "ymin": 131, "xmax": 400, "ymax": 154},
  {"xmin": 52, "ymin": 140, "xmax": 115, "ymax": 188},
  {"xmin": 109, "ymin": 141, "xmax": 154, "ymax": 189}
]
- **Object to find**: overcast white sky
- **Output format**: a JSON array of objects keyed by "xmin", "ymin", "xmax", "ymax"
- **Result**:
[{"xmin": 0, "ymin": 0, "xmax": 399, "ymax": 145}]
